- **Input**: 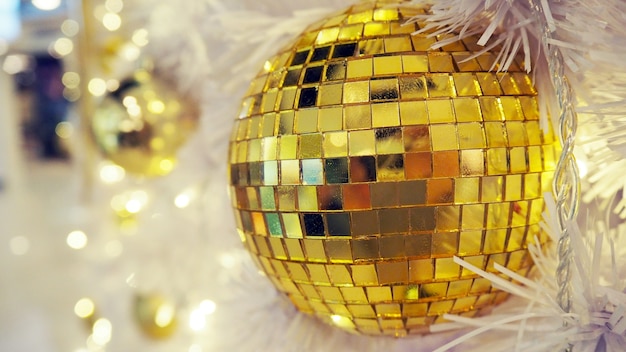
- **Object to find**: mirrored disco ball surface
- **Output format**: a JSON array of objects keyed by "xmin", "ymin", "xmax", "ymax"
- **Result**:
[{"xmin": 227, "ymin": 0, "xmax": 557, "ymax": 336}]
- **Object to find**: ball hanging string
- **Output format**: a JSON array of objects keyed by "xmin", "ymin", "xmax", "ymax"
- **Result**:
[{"xmin": 528, "ymin": 0, "xmax": 581, "ymax": 319}]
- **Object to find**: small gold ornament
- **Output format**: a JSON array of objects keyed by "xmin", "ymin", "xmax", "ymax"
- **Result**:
[
  {"xmin": 133, "ymin": 294, "xmax": 178, "ymax": 339},
  {"xmin": 227, "ymin": 0, "xmax": 557, "ymax": 336},
  {"xmin": 92, "ymin": 69, "xmax": 199, "ymax": 177}
]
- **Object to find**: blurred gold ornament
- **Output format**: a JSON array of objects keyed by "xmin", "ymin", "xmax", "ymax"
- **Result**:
[
  {"xmin": 227, "ymin": 0, "xmax": 558, "ymax": 336},
  {"xmin": 133, "ymin": 294, "xmax": 178, "ymax": 339},
  {"xmin": 92, "ymin": 69, "xmax": 199, "ymax": 176}
]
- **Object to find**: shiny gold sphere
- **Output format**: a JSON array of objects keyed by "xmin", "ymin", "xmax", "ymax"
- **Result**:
[
  {"xmin": 92, "ymin": 70, "xmax": 199, "ymax": 177},
  {"xmin": 133, "ymin": 294, "xmax": 178, "ymax": 339},
  {"xmin": 228, "ymin": 0, "xmax": 557, "ymax": 336}
]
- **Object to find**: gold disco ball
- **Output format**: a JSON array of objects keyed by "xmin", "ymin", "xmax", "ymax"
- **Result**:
[
  {"xmin": 227, "ymin": 0, "xmax": 557, "ymax": 336},
  {"xmin": 92, "ymin": 70, "xmax": 199, "ymax": 177}
]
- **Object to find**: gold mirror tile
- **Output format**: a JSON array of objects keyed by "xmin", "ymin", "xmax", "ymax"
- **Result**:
[
  {"xmin": 451, "ymin": 52, "xmax": 481, "ymax": 71},
  {"xmin": 343, "ymin": 184, "xmax": 372, "ymax": 210},
  {"xmin": 427, "ymin": 74, "xmax": 456, "ymax": 98},
  {"xmin": 379, "ymin": 235, "xmax": 406, "ymax": 259},
  {"xmin": 409, "ymin": 259, "xmax": 434, "ymax": 282},
  {"xmin": 384, "ymin": 36, "xmax": 413, "ymax": 53},
  {"xmin": 347, "ymin": 59, "xmax": 373, "ymax": 79},
  {"xmin": 349, "ymin": 305, "xmax": 377, "ymax": 318},
  {"xmin": 364, "ymin": 23, "xmax": 390, "ymax": 37},
  {"xmin": 451, "ymin": 296, "xmax": 477, "ymax": 312},
  {"xmin": 341, "ymin": 287, "xmax": 368, "ymax": 302},
  {"xmin": 453, "ymin": 98, "xmax": 482, "ymax": 122},
  {"xmin": 352, "ymin": 238, "xmax": 379, "ymax": 261},
  {"xmin": 327, "ymin": 263, "xmax": 354, "ymax": 284},
  {"xmin": 325, "ymin": 61, "xmax": 347, "ymax": 81},
  {"xmin": 323, "ymin": 131, "xmax": 348, "ymax": 157},
  {"xmin": 367, "ymin": 286, "xmax": 393, "ymax": 302},
  {"xmin": 372, "ymin": 102, "xmax": 401, "ymax": 128},
  {"xmin": 348, "ymin": 130, "xmax": 376, "ymax": 156},
  {"xmin": 373, "ymin": 56, "xmax": 403, "ymax": 75},
  {"xmin": 428, "ymin": 301, "xmax": 455, "ymax": 316},
  {"xmin": 428, "ymin": 53, "xmax": 454, "ymax": 72},
  {"xmin": 326, "ymin": 235, "xmax": 353, "ymax": 260},
  {"xmin": 297, "ymin": 186, "xmax": 318, "ymax": 211},
  {"xmin": 352, "ymin": 263, "xmax": 379, "ymax": 286}
]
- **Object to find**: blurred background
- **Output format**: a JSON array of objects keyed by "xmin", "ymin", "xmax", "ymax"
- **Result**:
[
  {"xmin": 0, "ymin": 2, "xmax": 98, "ymax": 351},
  {"xmin": 0, "ymin": 1, "xmax": 206, "ymax": 351},
  {"xmin": 1, "ymin": 1, "xmax": 79, "ymax": 351},
  {"xmin": 1, "ymin": 0, "xmax": 71, "ymax": 169}
]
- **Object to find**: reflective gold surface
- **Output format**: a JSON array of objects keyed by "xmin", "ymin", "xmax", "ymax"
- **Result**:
[
  {"xmin": 92, "ymin": 70, "xmax": 199, "ymax": 176},
  {"xmin": 228, "ymin": 0, "xmax": 556, "ymax": 336}
]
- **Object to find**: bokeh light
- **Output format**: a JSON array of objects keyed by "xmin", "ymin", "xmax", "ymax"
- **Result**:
[
  {"xmin": 92, "ymin": 318, "xmax": 112, "ymax": 345},
  {"xmin": 9, "ymin": 236, "xmax": 30, "ymax": 255},
  {"xmin": 66, "ymin": 231, "xmax": 88, "ymax": 250},
  {"xmin": 31, "ymin": 0, "xmax": 61, "ymax": 11},
  {"xmin": 74, "ymin": 298, "xmax": 95, "ymax": 319},
  {"xmin": 102, "ymin": 13, "xmax": 121, "ymax": 31},
  {"xmin": 88, "ymin": 78, "xmax": 107, "ymax": 96}
]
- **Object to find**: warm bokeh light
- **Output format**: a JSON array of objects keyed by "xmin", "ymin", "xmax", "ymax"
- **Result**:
[
  {"xmin": 154, "ymin": 304, "xmax": 176, "ymax": 328},
  {"xmin": 99, "ymin": 162, "xmax": 126, "ymax": 184},
  {"xmin": 122, "ymin": 96, "xmax": 137, "ymax": 108},
  {"xmin": 63, "ymin": 88, "xmax": 81, "ymax": 102},
  {"xmin": 88, "ymin": 78, "xmax": 107, "ymax": 96},
  {"xmin": 105, "ymin": 0, "xmax": 123, "ymax": 13},
  {"xmin": 112, "ymin": 190, "xmax": 150, "ymax": 215},
  {"xmin": 121, "ymin": 43, "xmax": 141, "ymax": 61},
  {"xmin": 9, "ymin": 236, "xmax": 30, "ymax": 255},
  {"xmin": 159, "ymin": 159, "xmax": 174, "ymax": 173},
  {"xmin": 188, "ymin": 310, "xmax": 206, "ymax": 331},
  {"xmin": 2, "ymin": 54, "xmax": 29, "ymax": 75},
  {"xmin": 62, "ymin": 71, "xmax": 80, "ymax": 88},
  {"xmin": 189, "ymin": 300, "xmax": 216, "ymax": 331},
  {"xmin": 110, "ymin": 195, "xmax": 126, "ymax": 213},
  {"xmin": 55, "ymin": 121, "xmax": 74, "ymax": 139},
  {"xmin": 31, "ymin": 0, "xmax": 61, "ymax": 11},
  {"xmin": 199, "ymin": 300, "xmax": 216, "ymax": 315},
  {"xmin": 92, "ymin": 318, "xmax": 112, "ymax": 346},
  {"xmin": 51, "ymin": 37, "xmax": 74, "ymax": 57},
  {"xmin": 174, "ymin": 194, "xmax": 191, "ymax": 209},
  {"xmin": 147, "ymin": 100, "xmax": 165, "ymax": 114},
  {"xmin": 106, "ymin": 79, "xmax": 120, "ymax": 91},
  {"xmin": 102, "ymin": 12, "xmax": 122, "ymax": 31},
  {"xmin": 74, "ymin": 298, "xmax": 95, "ymax": 319},
  {"xmin": 125, "ymin": 199, "xmax": 143, "ymax": 214},
  {"xmin": 132, "ymin": 29, "xmax": 149, "ymax": 47},
  {"xmin": 61, "ymin": 19, "xmax": 79, "ymax": 37},
  {"xmin": 66, "ymin": 231, "xmax": 88, "ymax": 250}
]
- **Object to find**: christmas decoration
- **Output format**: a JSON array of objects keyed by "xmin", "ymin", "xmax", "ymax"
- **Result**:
[
  {"xmin": 91, "ymin": 69, "xmax": 199, "ymax": 177},
  {"xmin": 9, "ymin": 0, "xmax": 626, "ymax": 351},
  {"xmin": 228, "ymin": 0, "xmax": 557, "ymax": 336},
  {"xmin": 133, "ymin": 294, "xmax": 178, "ymax": 339}
]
